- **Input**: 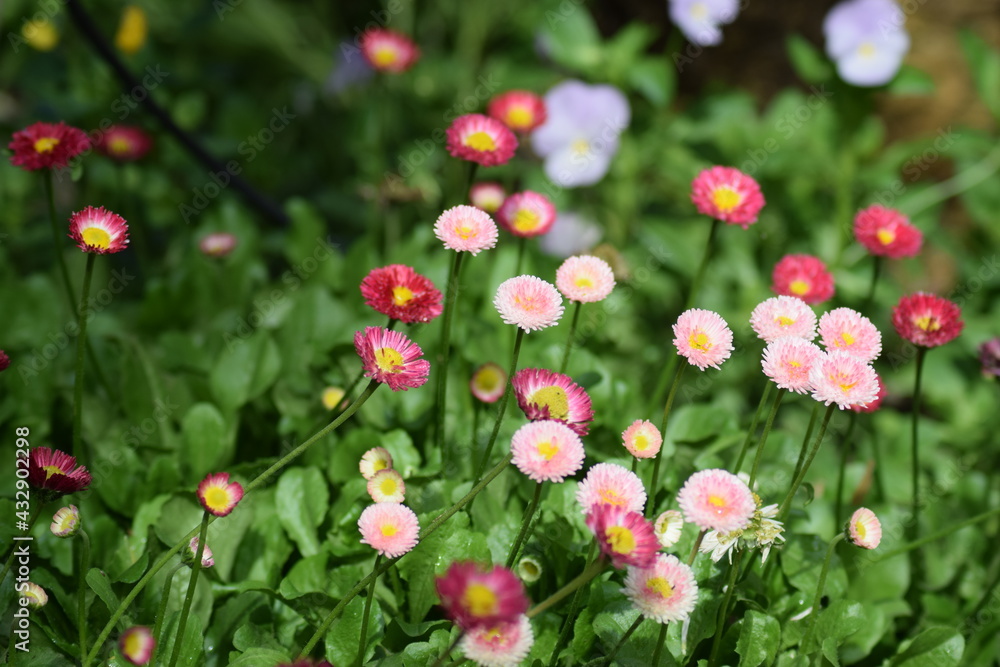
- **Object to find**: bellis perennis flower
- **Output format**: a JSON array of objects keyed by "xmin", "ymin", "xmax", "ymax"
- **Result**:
[
  {"xmin": 676, "ymin": 469, "xmax": 756, "ymax": 533},
  {"xmin": 436, "ymin": 562, "xmax": 529, "ymax": 631},
  {"xmin": 749, "ymin": 296, "xmax": 817, "ymax": 343},
  {"xmin": 772, "ymin": 254, "xmax": 835, "ymax": 304},
  {"xmin": 493, "ymin": 276, "xmax": 564, "ymax": 332},
  {"xmin": 469, "ymin": 182, "xmax": 506, "ymax": 213},
  {"xmin": 576, "ymin": 462, "xmax": 647, "ymax": 515},
  {"xmin": 446, "ymin": 114, "xmax": 518, "ymax": 167},
  {"xmin": 360, "ymin": 264, "xmax": 443, "ymax": 323},
  {"xmin": 28, "ymin": 447, "xmax": 92, "ymax": 500},
  {"xmin": 854, "ymin": 204, "xmax": 922, "ymax": 258},
  {"xmin": 587, "ymin": 504, "xmax": 659, "ymax": 569},
  {"xmin": 556, "ymin": 255, "xmax": 615, "ymax": 303},
  {"xmin": 354, "ymin": 326, "xmax": 430, "ymax": 391},
  {"xmin": 488, "ymin": 90, "xmax": 547, "ymax": 133},
  {"xmin": 818, "ymin": 307, "xmax": 882, "ymax": 362},
  {"xmin": 471, "ymin": 362, "xmax": 507, "ymax": 404},
  {"xmin": 497, "ymin": 191, "xmax": 556, "ymax": 238},
  {"xmin": 622, "ymin": 553, "xmax": 699, "ymax": 624},
  {"xmin": 691, "ymin": 166, "xmax": 765, "ymax": 228},
  {"xmin": 196, "ymin": 472, "xmax": 244, "ymax": 517},
  {"xmin": 512, "ymin": 368, "xmax": 594, "ymax": 436},
  {"xmin": 96, "ymin": 125, "xmax": 152, "ymax": 162},
  {"xmin": 358, "ymin": 502, "xmax": 419, "ymax": 557},
  {"xmin": 847, "ymin": 507, "xmax": 882, "ymax": 549},
  {"xmin": 672, "ymin": 309, "xmax": 734, "ymax": 371},
  {"xmin": 809, "ymin": 351, "xmax": 880, "ymax": 410},
  {"xmin": 434, "ymin": 205, "xmax": 499, "ymax": 255},
  {"xmin": 9, "ymin": 121, "xmax": 90, "ymax": 171},
  {"xmin": 68, "ymin": 206, "xmax": 130, "ymax": 254},
  {"xmin": 119, "ymin": 626, "xmax": 155, "ymax": 665},
  {"xmin": 460, "ymin": 615, "xmax": 535, "ymax": 667},
  {"xmin": 892, "ymin": 293, "xmax": 963, "ymax": 348},
  {"xmin": 510, "ymin": 420, "xmax": 585, "ymax": 483},
  {"xmin": 359, "ymin": 28, "xmax": 420, "ymax": 73}
]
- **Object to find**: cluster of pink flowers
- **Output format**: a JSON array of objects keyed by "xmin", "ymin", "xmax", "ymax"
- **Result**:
[{"xmin": 357, "ymin": 446, "xmax": 420, "ymax": 558}]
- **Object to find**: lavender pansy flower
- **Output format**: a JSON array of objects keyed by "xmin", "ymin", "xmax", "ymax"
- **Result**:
[
  {"xmin": 824, "ymin": 0, "xmax": 910, "ymax": 87},
  {"xmin": 668, "ymin": 0, "xmax": 740, "ymax": 47},
  {"xmin": 539, "ymin": 212, "xmax": 603, "ymax": 258}
]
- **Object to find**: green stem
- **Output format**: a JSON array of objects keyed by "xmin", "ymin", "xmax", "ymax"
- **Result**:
[
  {"xmin": 506, "ymin": 483, "xmax": 543, "ymax": 569},
  {"xmin": 430, "ymin": 631, "xmax": 465, "ymax": 667},
  {"xmin": 648, "ymin": 362, "xmax": 687, "ymax": 517},
  {"xmin": 436, "ymin": 251, "xmax": 467, "ymax": 453},
  {"xmin": 748, "ymin": 388, "xmax": 786, "ymax": 487},
  {"xmin": 44, "ymin": 171, "xmax": 78, "ymax": 316},
  {"xmin": 647, "ymin": 356, "xmax": 679, "ymax": 420},
  {"xmin": 71, "ymin": 253, "xmax": 96, "ymax": 459},
  {"xmin": 472, "ymin": 328, "xmax": 524, "ymax": 485},
  {"xmin": 873, "ymin": 507, "xmax": 1000, "ymax": 564},
  {"xmin": 791, "ymin": 404, "xmax": 820, "ymax": 484},
  {"xmin": 863, "ymin": 256, "xmax": 882, "ymax": 311},
  {"xmin": 802, "ymin": 534, "xmax": 846, "ymax": 653},
  {"xmin": 651, "ymin": 623, "xmax": 668, "ymax": 667},
  {"xmin": 967, "ymin": 551, "xmax": 1000, "ymax": 621},
  {"xmin": 834, "ymin": 414, "xmax": 858, "ymax": 529},
  {"xmin": 903, "ymin": 143, "xmax": 1000, "ymax": 217},
  {"xmin": 166, "ymin": 512, "xmax": 209, "ymax": 667},
  {"xmin": 870, "ymin": 425, "xmax": 887, "ymax": 503},
  {"xmin": 687, "ymin": 530, "xmax": 707, "ymax": 566},
  {"xmin": 0, "ymin": 505, "xmax": 44, "ymax": 585},
  {"xmin": 779, "ymin": 404, "xmax": 836, "ymax": 522},
  {"xmin": 549, "ymin": 541, "xmax": 598, "ymax": 666},
  {"xmin": 76, "ymin": 529, "xmax": 91, "ymax": 660},
  {"xmin": 559, "ymin": 301, "xmax": 583, "ymax": 375},
  {"xmin": 733, "ymin": 383, "xmax": 772, "ymax": 472},
  {"xmin": 527, "ymin": 557, "xmax": 607, "ymax": 619},
  {"xmin": 358, "ymin": 554, "xmax": 382, "ymax": 666},
  {"xmin": 514, "ymin": 236, "xmax": 527, "ymax": 276},
  {"xmin": 708, "ymin": 550, "xmax": 744, "ymax": 667},
  {"xmin": 909, "ymin": 348, "xmax": 927, "ymax": 583},
  {"xmin": 603, "ymin": 615, "xmax": 644, "ymax": 665},
  {"xmin": 148, "ymin": 563, "xmax": 184, "ymax": 666},
  {"xmin": 685, "ymin": 218, "xmax": 720, "ymax": 310}
]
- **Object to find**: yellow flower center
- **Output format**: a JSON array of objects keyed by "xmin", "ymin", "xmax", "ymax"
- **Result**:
[
  {"xmin": 915, "ymin": 315, "xmax": 939, "ymax": 331},
  {"xmin": 513, "ymin": 208, "xmax": 541, "ymax": 233},
  {"xmin": 838, "ymin": 331, "xmax": 855, "ymax": 347},
  {"xmin": 506, "ymin": 106, "xmax": 532, "ymax": 129},
  {"xmin": 707, "ymin": 494, "xmax": 727, "ymax": 509},
  {"xmin": 322, "ymin": 387, "xmax": 345, "ymax": 410},
  {"xmin": 484, "ymin": 626, "xmax": 505, "ymax": 643},
  {"xmin": 373, "ymin": 459, "xmax": 389, "ymax": 474},
  {"xmin": 776, "ymin": 316, "xmax": 794, "ymax": 327},
  {"xmin": 123, "ymin": 632, "xmax": 144, "ymax": 657},
  {"xmin": 571, "ymin": 139, "xmax": 590, "ymax": 155},
  {"xmin": 876, "ymin": 228, "xmax": 895, "ymax": 245},
  {"xmin": 372, "ymin": 47, "xmax": 398, "ymax": 68},
  {"xmin": 456, "ymin": 224, "xmax": 476, "ymax": 240},
  {"xmin": 82, "ymin": 227, "xmax": 112, "ymax": 250},
  {"xmin": 537, "ymin": 440, "xmax": 559, "ymax": 461},
  {"xmin": 689, "ymin": 331, "xmax": 711, "ymax": 352},
  {"xmin": 788, "ymin": 360, "xmax": 802, "ymax": 368},
  {"xmin": 379, "ymin": 477, "xmax": 399, "ymax": 496},
  {"xmin": 380, "ymin": 523, "xmax": 398, "ymax": 537},
  {"xmin": 574, "ymin": 274, "xmax": 594, "ymax": 288},
  {"xmin": 42, "ymin": 465, "xmax": 65, "ymax": 480},
  {"xmin": 646, "ymin": 576, "xmax": 674, "ymax": 599},
  {"xmin": 632, "ymin": 434, "xmax": 649, "ymax": 451},
  {"xmin": 374, "ymin": 347, "xmax": 404, "ymax": 373},
  {"xmin": 858, "ymin": 42, "xmax": 877, "ymax": 58},
  {"xmin": 108, "ymin": 137, "xmax": 132, "ymax": 155},
  {"xmin": 34, "ymin": 137, "xmax": 60, "ymax": 153},
  {"xmin": 473, "ymin": 367, "xmax": 503, "ymax": 393},
  {"xmin": 789, "ymin": 280, "xmax": 810, "ymax": 296},
  {"xmin": 598, "ymin": 488, "xmax": 626, "ymax": 506},
  {"xmin": 690, "ymin": 2, "xmax": 709, "ymax": 19},
  {"xmin": 530, "ymin": 386, "xmax": 570, "ymax": 420},
  {"xmin": 392, "ymin": 285, "xmax": 415, "ymax": 306},
  {"xmin": 204, "ymin": 487, "xmax": 231, "ymax": 512},
  {"xmin": 605, "ymin": 526, "xmax": 636, "ymax": 555},
  {"xmin": 464, "ymin": 131, "xmax": 496, "ymax": 152},
  {"xmin": 463, "ymin": 583, "xmax": 498, "ymax": 617},
  {"xmin": 711, "ymin": 187, "xmax": 741, "ymax": 212},
  {"xmin": 836, "ymin": 377, "xmax": 857, "ymax": 393},
  {"xmin": 854, "ymin": 520, "xmax": 866, "ymax": 540}
]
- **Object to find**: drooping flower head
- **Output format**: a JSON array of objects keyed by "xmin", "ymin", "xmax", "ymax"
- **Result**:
[
  {"xmin": 199, "ymin": 232, "xmax": 237, "ymax": 258},
  {"xmin": 576, "ymin": 462, "xmax": 647, "ymax": 515},
  {"xmin": 68, "ymin": 206, "xmax": 130, "ymax": 254},
  {"xmin": 556, "ymin": 255, "xmax": 615, "ymax": 303},
  {"xmin": 8, "ymin": 121, "xmax": 90, "ymax": 171},
  {"xmin": 488, "ymin": 90, "xmax": 547, "ymax": 133},
  {"xmin": 434, "ymin": 205, "xmax": 499, "ymax": 256},
  {"xmin": 517, "ymin": 557, "xmax": 542, "ymax": 583},
  {"xmin": 360, "ymin": 264, "xmax": 444, "ymax": 323},
  {"xmin": 358, "ymin": 502, "xmax": 420, "ymax": 557},
  {"xmin": 20, "ymin": 582, "xmax": 48, "ymax": 609},
  {"xmin": 96, "ymin": 125, "xmax": 152, "ymax": 162},
  {"xmin": 654, "ymin": 510, "xmax": 685, "ymax": 549},
  {"xmin": 446, "ymin": 114, "xmax": 518, "ymax": 167},
  {"xmin": 321, "ymin": 386, "xmax": 346, "ymax": 411},
  {"xmin": 853, "ymin": 204, "xmax": 922, "ymax": 258},
  {"xmin": 892, "ymin": 293, "xmax": 963, "ymax": 348},
  {"xmin": 510, "ymin": 420, "xmax": 585, "ymax": 483},
  {"xmin": 436, "ymin": 562, "xmax": 529, "ymax": 631},
  {"xmin": 586, "ymin": 504, "xmax": 659, "ymax": 569},
  {"xmin": 818, "ymin": 307, "xmax": 882, "ymax": 362},
  {"xmin": 196, "ymin": 472, "xmax": 244, "ymax": 517},
  {"xmin": 761, "ymin": 337, "xmax": 823, "ymax": 394},
  {"xmin": 672, "ymin": 308, "xmax": 734, "ymax": 371},
  {"xmin": 668, "ymin": 0, "xmax": 741, "ymax": 47},
  {"xmin": 847, "ymin": 507, "xmax": 882, "ymax": 549},
  {"xmin": 622, "ymin": 419, "xmax": 662, "ymax": 459},
  {"xmin": 28, "ymin": 447, "xmax": 92, "ymax": 501},
  {"xmin": 185, "ymin": 537, "xmax": 215, "ymax": 569},
  {"xmin": 771, "ymin": 254, "xmax": 835, "ymax": 304},
  {"xmin": 622, "ymin": 553, "xmax": 699, "ymax": 623},
  {"xmin": 676, "ymin": 469, "xmax": 756, "ymax": 533},
  {"xmin": 368, "ymin": 469, "xmax": 406, "ymax": 503},
  {"xmin": 493, "ymin": 276, "xmax": 564, "ymax": 332},
  {"xmin": 849, "ymin": 373, "xmax": 886, "ymax": 413},
  {"xmin": 496, "ymin": 191, "xmax": 556, "ymax": 238},
  {"xmin": 980, "ymin": 338, "xmax": 1000, "ymax": 379},
  {"xmin": 119, "ymin": 626, "xmax": 155, "ymax": 665},
  {"xmin": 354, "ymin": 326, "xmax": 431, "ymax": 391},
  {"xmin": 690, "ymin": 166, "xmax": 765, "ymax": 228},
  {"xmin": 469, "ymin": 182, "xmax": 506, "ymax": 214},
  {"xmin": 460, "ymin": 615, "xmax": 535, "ymax": 667},
  {"xmin": 471, "ymin": 362, "xmax": 507, "ymax": 404},
  {"xmin": 359, "ymin": 28, "xmax": 420, "ymax": 73},
  {"xmin": 531, "ymin": 80, "xmax": 630, "ymax": 188},
  {"xmin": 824, "ymin": 0, "xmax": 909, "ymax": 87},
  {"xmin": 50, "ymin": 505, "xmax": 81, "ymax": 538},
  {"xmin": 749, "ymin": 296, "xmax": 818, "ymax": 343},
  {"xmin": 512, "ymin": 368, "xmax": 593, "ymax": 436},
  {"xmin": 360, "ymin": 447, "xmax": 393, "ymax": 480},
  {"xmin": 809, "ymin": 351, "xmax": 880, "ymax": 409}
]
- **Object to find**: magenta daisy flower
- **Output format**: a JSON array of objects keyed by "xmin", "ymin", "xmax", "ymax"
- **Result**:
[
  {"xmin": 469, "ymin": 182, "xmax": 506, "ymax": 214},
  {"xmin": 847, "ymin": 507, "xmax": 882, "ymax": 549},
  {"xmin": 436, "ymin": 562, "xmax": 529, "ymax": 631},
  {"xmin": 690, "ymin": 166, "xmax": 765, "ymax": 228},
  {"xmin": 360, "ymin": 264, "xmax": 444, "ymax": 323},
  {"xmin": 367, "ymin": 469, "xmax": 406, "ymax": 503},
  {"xmin": 96, "ymin": 125, "xmax": 152, "ymax": 162},
  {"xmin": 854, "ymin": 204, "xmax": 922, "ymax": 258},
  {"xmin": 434, "ymin": 205, "xmax": 499, "ymax": 256},
  {"xmin": 354, "ymin": 326, "xmax": 430, "ymax": 391},
  {"xmin": 360, "ymin": 447, "xmax": 393, "ymax": 480},
  {"xmin": 496, "ymin": 191, "xmax": 556, "ymax": 238},
  {"xmin": 749, "ymin": 296, "xmax": 817, "ymax": 343},
  {"xmin": 575, "ymin": 462, "xmax": 647, "ymax": 515},
  {"xmin": 761, "ymin": 337, "xmax": 823, "ymax": 394},
  {"xmin": 676, "ymin": 469, "xmax": 756, "ymax": 533},
  {"xmin": 818, "ymin": 307, "xmax": 882, "ymax": 362},
  {"xmin": 586, "ymin": 504, "xmax": 658, "ymax": 569},
  {"xmin": 8, "ymin": 121, "xmax": 90, "ymax": 171},
  {"xmin": 460, "ymin": 615, "xmax": 535, "ymax": 667},
  {"xmin": 196, "ymin": 472, "xmax": 244, "ymax": 517},
  {"xmin": 672, "ymin": 309, "xmax": 734, "ymax": 371},
  {"xmin": 622, "ymin": 419, "xmax": 662, "ymax": 459},
  {"xmin": 471, "ymin": 362, "xmax": 507, "ymax": 404},
  {"xmin": 892, "ymin": 292, "xmax": 964, "ymax": 348},
  {"xmin": 771, "ymin": 254, "xmax": 835, "ymax": 305},
  {"xmin": 555, "ymin": 255, "xmax": 615, "ymax": 303},
  {"xmin": 119, "ymin": 626, "xmax": 155, "ymax": 665},
  {"xmin": 809, "ymin": 351, "xmax": 880, "ymax": 410},
  {"xmin": 510, "ymin": 420, "xmax": 585, "ymax": 483},
  {"xmin": 493, "ymin": 276, "xmax": 564, "ymax": 332},
  {"xmin": 622, "ymin": 553, "xmax": 699, "ymax": 623},
  {"xmin": 488, "ymin": 89, "xmax": 547, "ymax": 133},
  {"xmin": 358, "ymin": 503, "xmax": 419, "ymax": 557},
  {"xmin": 654, "ymin": 510, "xmax": 684, "ymax": 548},
  {"xmin": 68, "ymin": 206, "xmax": 130, "ymax": 254},
  {"xmin": 359, "ymin": 28, "xmax": 420, "ymax": 73},
  {"xmin": 446, "ymin": 114, "xmax": 518, "ymax": 167},
  {"xmin": 27, "ymin": 447, "xmax": 92, "ymax": 500},
  {"xmin": 50, "ymin": 505, "xmax": 81, "ymax": 538},
  {"xmin": 512, "ymin": 368, "xmax": 594, "ymax": 436}
]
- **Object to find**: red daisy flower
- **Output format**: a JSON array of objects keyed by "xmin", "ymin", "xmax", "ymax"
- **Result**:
[
  {"xmin": 892, "ymin": 292, "xmax": 963, "ymax": 348},
  {"xmin": 8, "ymin": 121, "xmax": 91, "ymax": 171},
  {"xmin": 853, "ymin": 204, "xmax": 922, "ymax": 258},
  {"xmin": 771, "ymin": 254, "xmax": 835, "ymax": 305},
  {"xmin": 360, "ymin": 28, "xmax": 420, "ymax": 73},
  {"xmin": 435, "ymin": 561, "xmax": 529, "ymax": 631},
  {"xmin": 359, "ymin": 264, "xmax": 444, "ymax": 323},
  {"xmin": 68, "ymin": 206, "xmax": 130, "ymax": 254},
  {"xmin": 27, "ymin": 447, "xmax": 92, "ymax": 500},
  {"xmin": 96, "ymin": 125, "xmax": 152, "ymax": 162},
  {"xmin": 354, "ymin": 326, "xmax": 430, "ymax": 391},
  {"xmin": 446, "ymin": 114, "xmax": 518, "ymax": 167},
  {"xmin": 585, "ymin": 504, "xmax": 658, "ymax": 569},
  {"xmin": 196, "ymin": 472, "xmax": 245, "ymax": 517},
  {"xmin": 487, "ymin": 90, "xmax": 547, "ymax": 133},
  {"xmin": 512, "ymin": 368, "xmax": 594, "ymax": 436}
]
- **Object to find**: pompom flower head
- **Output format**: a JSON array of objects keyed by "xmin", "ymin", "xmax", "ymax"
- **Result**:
[
  {"xmin": 119, "ymin": 626, "xmax": 155, "ymax": 665},
  {"xmin": 436, "ymin": 562, "xmax": 529, "ymax": 631},
  {"xmin": 360, "ymin": 447, "xmax": 393, "ymax": 480},
  {"xmin": 28, "ymin": 447, "xmax": 92, "ymax": 500},
  {"xmin": 50, "ymin": 505, "xmax": 81, "ymax": 538},
  {"xmin": 196, "ymin": 472, "xmax": 244, "ymax": 517},
  {"xmin": 809, "ymin": 351, "xmax": 880, "ymax": 409},
  {"xmin": 68, "ymin": 206, "xmax": 130, "ymax": 254},
  {"xmin": 469, "ymin": 182, "xmax": 506, "ymax": 213},
  {"xmin": 9, "ymin": 121, "xmax": 90, "ymax": 170},
  {"xmin": 358, "ymin": 503, "xmax": 419, "ymax": 557},
  {"xmin": 676, "ymin": 469, "xmax": 756, "ymax": 533},
  {"xmin": 623, "ymin": 553, "xmax": 699, "ymax": 623},
  {"xmin": 586, "ymin": 504, "xmax": 659, "ymax": 569},
  {"xmin": 892, "ymin": 293, "xmax": 963, "ymax": 348},
  {"xmin": 854, "ymin": 204, "xmax": 922, "ymax": 258},
  {"xmin": 97, "ymin": 125, "xmax": 152, "ymax": 162},
  {"xmin": 749, "ymin": 296, "xmax": 817, "ymax": 343},
  {"xmin": 576, "ymin": 462, "xmax": 647, "ymax": 515},
  {"xmin": 771, "ymin": 254, "xmax": 835, "ymax": 304},
  {"xmin": 510, "ymin": 420, "xmax": 585, "ymax": 483},
  {"xmin": 824, "ymin": 0, "xmax": 909, "ymax": 87},
  {"xmin": 761, "ymin": 337, "xmax": 823, "ymax": 394},
  {"xmin": 512, "ymin": 368, "xmax": 593, "ymax": 436},
  {"xmin": 360, "ymin": 28, "xmax": 419, "ymax": 73},
  {"xmin": 818, "ymin": 307, "xmax": 882, "ymax": 362},
  {"xmin": 368, "ymin": 469, "xmax": 406, "ymax": 503},
  {"xmin": 497, "ymin": 191, "xmax": 556, "ymax": 238},
  {"xmin": 654, "ymin": 510, "xmax": 684, "ymax": 548},
  {"xmin": 446, "ymin": 114, "xmax": 518, "ymax": 167},
  {"xmin": 690, "ymin": 166, "xmax": 765, "ymax": 228},
  {"xmin": 556, "ymin": 255, "xmax": 615, "ymax": 303},
  {"xmin": 622, "ymin": 419, "xmax": 662, "ymax": 459},
  {"xmin": 672, "ymin": 309, "xmax": 734, "ymax": 371},
  {"xmin": 489, "ymin": 90, "xmax": 547, "ymax": 133},
  {"xmin": 847, "ymin": 507, "xmax": 882, "ymax": 549},
  {"xmin": 360, "ymin": 264, "xmax": 444, "ymax": 323},
  {"xmin": 493, "ymin": 276, "xmax": 564, "ymax": 332},
  {"xmin": 434, "ymin": 205, "xmax": 499, "ymax": 256},
  {"xmin": 669, "ymin": 0, "xmax": 740, "ymax": 47},
  {"xmin": 471, "ymin": 362, "xmax": 507, "ymax": 404},
  {"xmin": 354, "ymin": 326, "xmax": 430, "ymax": 391},
  {"xmin": 460, "ymin": 615, "xmax": 535, "ymax": 667}
]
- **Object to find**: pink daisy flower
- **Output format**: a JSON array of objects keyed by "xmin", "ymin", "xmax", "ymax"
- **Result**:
[
  {"xmin": 96, "ymin": 125, "xmax": 152, "ymax": 162},
  {"xmin": 850, "ymin": 374, "xmax": 886, "ymax": 413},
  {"xmin": 676, "ymin": 469, "xmax": 756, "ymax": 533},
  {"xmin": 654, "ymin": 510, "xmax": 684, "ymax": 548},
  {"xmin": 586, "ymin": 504, "xmax": 659, "ymax": 569},
  {"xmin": 196, "ymin": 472, "xmax": 244, "ymax": 517},
  {"xmin": 892, "ymin": 292, "xmax": 963, "ymax": 348},
  {"xmin": 488, "ymin": 90, "xmax": 547, "ymax": 133},
  {"xmin": 622, "ymin": 553, "xmax": 699, "ymax": 623},
  {"xmin": 360, "ymin": 264, "xmax": 444, "ymax": 324},
  {"xmin": 847, "ymin": 507, "xmax": 882, "ymax": 549},
  {"xmin": 510, "ymin": 420, "xmax": 585, "ymax": 483},
  {"xmin": 749, "ymin": 296, "xmax": 817, "ymax": 343},
  {"xmin": 818, "ymin": 307, "xmax": 882, "ymax": 362},
  {"xmin": 199, "ymin": 232, "xmax": 237, "ymax": 258},
  {"xmin": 358, "ymin": 502, "xmax": 420, "ymax": 558},
  {"xmin": 368, "ymin": 469, "xmax": 406, "ymax": 503},
  {"xmin": 460, "ymin": 615, "xmax": 535, "ymax": 667},
  {"xmin": 690, "ymin": 166, "xmax": 765, "ymax": 228},
  {"xmin": 496, "ymin": 191, "xmax": 556, "ymax": 238},
  {"xmin": 360, "ymin": 447, "xmax": 393, "ymax": 480},
  {"xmin": 809, "ymin": 351, "xmax": 880, "ymax": 410},
  {"xmin": 436, "ymin": 562, "xmax": 529, "ymax": 631},
  {"xmin": 446, "ymin": 114, "xmax": 518, "ymax": 167},
  {"xmin": 27, "ymin": 447, "xmax": 91, "ymax": 500},
  {"xmin": 359, "ymin": 28, "xmax": 420, "ymax": 73},
  {"xmin": 434, "ymin": 205, "xmax": 499, "ymax": 256},
  {"xmin": 771, "ymin": 254, "xmax": 835, "ymax": 305},
  {"xmin": 493, "ymin": 276, "xmax": 564, "ymax": 332},
  {"xmin": 622, "ymin": 419, "xmax": 662, "ymax": 459},
  {"xmin": 8, "ymin": 121, "xmax": 90, "ymax": 171},
  {"xmin": 853, "ymin": 204, "xmax": 922, "ymax": 258},
  {"xmin": 185, "ymin": 537, "xmax": 214, "ymax": 569},
  {"xmin": 672, "ymin": 309, "xmax": 734, "ymax": 371},
  {"xmin": 469, "ymin": 182, "xmax": 506, "ymax": 213},
  {"xmin": 761, "ymin": 337, "xmax": 823, "ymax": 394},
  {"xmin": 471, "ymin": 362, "xmax": 507, "ymax": 404},
  {"xmin": 68, "ymin": 206, "xmax": 130, "ymax": 254},
  {"xmin": 50, "ymin": 505, "xmax": 80, "ymax": 538},
  {"xmin": 512, "ymin": 368, "xmax": 594, "ymax": 436},
  {"xmin": 353, "ymin": 326, "xmax": 430, "ymax": 391},
  {"xmin": 555, "ymin": 255, "xmax": 615, "ymax": 303},
  {"xmin": 575, "ymin": 462, "xmax": 647, "ymax": 515},
  {"xmin": 119, "ymin": 626, "xmax": 155, "ymax": 665}
]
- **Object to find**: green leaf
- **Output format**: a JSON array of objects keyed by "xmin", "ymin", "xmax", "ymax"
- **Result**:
[
  {"xmin": 114, "ymin": 551, "xmax": 149, "ymax": 584},
  {"xmin": 86, "ymin": 568, "xmax": 122, "ymax": 624},
  {"xmin": 959, "ymin": 29, "xmax": 1000, "ymax": 120},
  {"xmin": 887, "ymin": 65, "xmax": 935, "ymax": 96},
  {"xmin": 786, "ymin": 34, "xmax": 833, "ymax": 84},
  {"xmin": 781, "ymin": 535, "xmax": 846, "ymax": 599},
  {"xmin": 537, "ymin": 5, "xmax": 603, "ymax": 73},
  {"xmin": 210, "ymin": 332, "xmax": 282, "ymax": 411},
  {"xmin": 324, "ymin": 594, "xmax": 383, "ymax": 666},
  {"xmin": 890, "ymin": 627, "xmax": 965, "ymax": 667},
  {"xmin": 629, "ymin": 58, "xmax": 674, "ymax": 108},
  {"xmin": 803, "ymin": 600, "xmax": 868, "ymax": 657},
  {"xmin": 180, "ymin": 402, "xmax": 231, "ymax": 479},
  {"xmin": 228, "ymin": 648, "xmax": 293, "ymax": 666},
  {"xmin": 736, "ymin": 610, "xmax": 780, "ymax": 667},
  {"xmin": 276, "ymin": 466, "xmax": 330, "ymax": 557},
  {"xmin": 158, "ymin": 611, "xmax": 205, "ymax": 665},
  {"xmin": 381, "ymin": 429, "xmax": 422, "ymax": 477}
]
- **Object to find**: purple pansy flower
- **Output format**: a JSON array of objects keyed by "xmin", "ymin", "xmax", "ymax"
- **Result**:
[
  {"xmin": 823, "ymin": 0, "xmax": 910, "ymax": 87},
  {"xmin": 668, "ymin": 0, "xmax": 740, "ymax": 47}
]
